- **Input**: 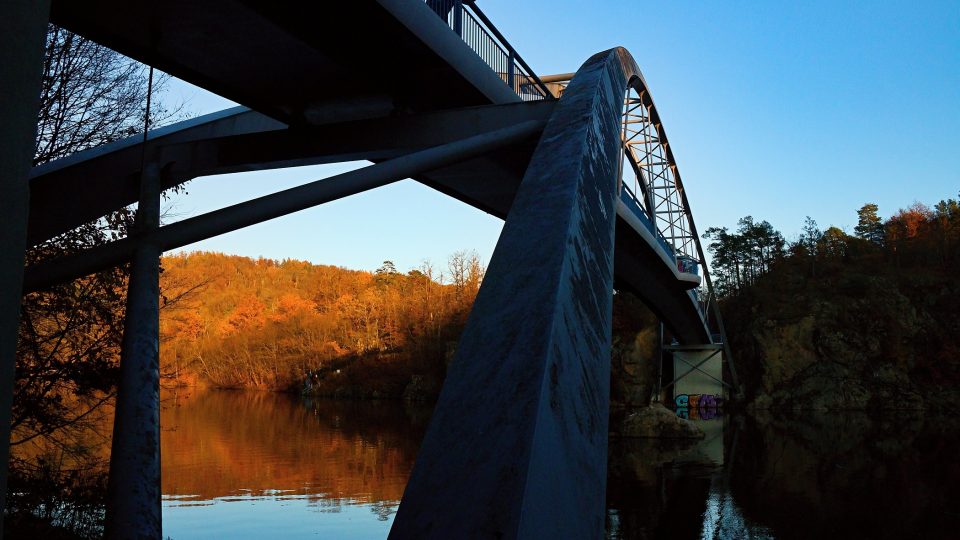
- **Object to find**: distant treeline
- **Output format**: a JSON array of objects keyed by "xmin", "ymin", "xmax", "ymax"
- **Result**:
[
  {"xmin": 159, "ymin": 251, "xmax": 484, "ymax": 392},
  {"xmin": 704, "ymin": 196, "xmax": 960, "ymax": 296},
  {"xmin": 708, "ymin": 193, "xmax": 960, "ymax": 409}
]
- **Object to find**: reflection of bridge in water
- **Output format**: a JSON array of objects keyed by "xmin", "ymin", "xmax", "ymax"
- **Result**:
[{"xmin": 3, "ymin": 1, "xmax": 739, "ymax": 538}]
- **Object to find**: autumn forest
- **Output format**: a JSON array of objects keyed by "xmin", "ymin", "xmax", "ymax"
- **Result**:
[{"xmin": 160, "ymin": 251, "xmax": 485, "ymax": 395}]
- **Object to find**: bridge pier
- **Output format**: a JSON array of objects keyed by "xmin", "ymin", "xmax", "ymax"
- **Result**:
[
  {"xmin": 390, "ymin": 49, "xmax": 629, "ymax": 540},
  {"xmin": 18, "ymin": 120, "xmax": 544, "ymax": 538},
  {"xmin": 104, "ymin": 161, "xmax": 163, "ymax": 540},
  {"xmin": 0, "ymin": 2, "xmax": 51, "ymax": 536}
]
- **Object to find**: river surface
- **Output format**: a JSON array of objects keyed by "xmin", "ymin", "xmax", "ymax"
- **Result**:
[{"xmin": 159, "ymin": 389, "xmax": 960, "ymax": 539}]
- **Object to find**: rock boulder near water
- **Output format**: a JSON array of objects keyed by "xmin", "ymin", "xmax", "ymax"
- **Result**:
[{"xmin": 621, "ymin": 403, "xmax": 705, "ymax": 439}]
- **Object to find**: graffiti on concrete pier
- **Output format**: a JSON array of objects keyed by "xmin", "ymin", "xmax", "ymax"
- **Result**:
[{"xmin": 675, "ymin": 394, "xmax": 723, "ymax": 420}]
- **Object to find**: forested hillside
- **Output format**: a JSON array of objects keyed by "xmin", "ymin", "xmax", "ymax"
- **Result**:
[
  {"xmin": 158, "ymin": 252, "xmax": 484, "ymax": 394},
  {"xmin": 151, "ymin": 190, "xmax": 960, "ymax": 411},
  {"xmin": 708, "ymin": 195, "xmax": 960, "ymax": 410}
]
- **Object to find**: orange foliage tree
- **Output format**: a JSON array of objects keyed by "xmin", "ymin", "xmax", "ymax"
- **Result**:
[{"xmin": 159, "ymin": 251, "xmax": 485, "ymax": 391}]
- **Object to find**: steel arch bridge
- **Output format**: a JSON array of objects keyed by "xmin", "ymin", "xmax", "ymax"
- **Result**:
[{"xmin": 1, "ymin": 1, "xmax": 737, "ymax": 538}]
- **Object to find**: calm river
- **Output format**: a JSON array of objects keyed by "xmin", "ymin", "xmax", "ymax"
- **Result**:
[{"xmin": 160, "ymin": 389, "xmax": 960, "ymax": 539}]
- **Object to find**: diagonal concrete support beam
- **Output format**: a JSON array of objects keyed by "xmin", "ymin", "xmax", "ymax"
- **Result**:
[
  {"xmin": 23, "ymin": 119, "xmax": 546, "ymax": 293},
  {"xmin": 27, "ymin": 100, "xmax": 553, "ymax": 247},
  {"xmin": 389, "ymin": 48, "xmax": 633, "ymax": 540}
]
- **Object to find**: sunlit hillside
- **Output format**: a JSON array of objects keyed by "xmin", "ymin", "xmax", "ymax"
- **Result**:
[{"xmin": 159, "ymin": 251, "xmax": 483, "ymax": 392}]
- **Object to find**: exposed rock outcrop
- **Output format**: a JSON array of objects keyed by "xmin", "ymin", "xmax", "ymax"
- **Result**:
[
  {"xmin": 621, "ymin": 403, "xmax": 705, "ymax": 439},
  {"xmin": 725, "ymin": 263, "xmax": 959, "ymax": 411}
]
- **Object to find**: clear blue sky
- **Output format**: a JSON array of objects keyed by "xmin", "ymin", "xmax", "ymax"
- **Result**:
[{"xmin": 163, "ymin": 0, "xmax": 959, "ymax": 274}]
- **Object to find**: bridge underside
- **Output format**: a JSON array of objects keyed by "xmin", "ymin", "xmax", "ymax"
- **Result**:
[
  {"xmin": 27, "ymin": 102, "xmax": 550, "ymax": 246},
  {"xmin": 614, "ymin": 219, "xmax": 710, "ymax": 344},
  {"xmin": 40, "ymin": 0, "xmax": 708, "ymax": 344},
  {"xmin": 4, "ymin": 1, "xmax": 720, "ymax": 538},
  {"xmin": 27, "ymin": 103, "xmax": 709, "ymax": 344},
  {"xmin": 23, "ymin": 47, "xmax": 708, "ymax": 540},
  {"xmin": 50, "ymin": 0, "xmax": 520, "ymax": 124}
]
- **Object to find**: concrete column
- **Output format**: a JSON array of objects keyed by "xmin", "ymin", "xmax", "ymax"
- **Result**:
[
  {"xmin": 651, "ymin": 321, "xmax": 665, "ymax": 402},
  {"xmin": 0, "ymin": 2, "xmax": 50, "ymax": 536},
  {"xmin": 104, "ymin": 161, "xmax": 162, "ymax": 540},
  {"xmin": 390, "ymin": 49, "xmax": 629, "ymax": 540}
]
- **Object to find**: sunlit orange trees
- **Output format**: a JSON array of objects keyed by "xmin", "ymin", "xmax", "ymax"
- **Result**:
[{"xmin": 159, "ymin": 251, "xmax": 484, "ymax": 392}]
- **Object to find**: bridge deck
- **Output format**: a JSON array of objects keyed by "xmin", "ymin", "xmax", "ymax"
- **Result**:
[
  {"xmin": 50, "ymin": 0, "xmax": 520, "ymax": 124},
  {"xmin": 40, "ymin": 0, "xmax": 711, "ymax": 344}
]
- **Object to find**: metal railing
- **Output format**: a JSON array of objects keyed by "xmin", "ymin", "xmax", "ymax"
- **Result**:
[
  {"xmin": 620, "ymin": 86, "xmax": 699, "ymax": 265},
  {"xmin": 544, "ymin": 74, "xmax": 697, "ymax": 275},
  {"xmin": 425, "ymin": 0, "xmax": 553, "ymax": 100},
  {"xmin": 620, "ymin": 189, "xmax": 676, "ymax": 259}
]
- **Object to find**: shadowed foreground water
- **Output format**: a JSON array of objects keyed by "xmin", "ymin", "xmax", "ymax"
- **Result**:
[{"xmin": 160, "ymin": 390, "xmax": 960, "ymax": 539}]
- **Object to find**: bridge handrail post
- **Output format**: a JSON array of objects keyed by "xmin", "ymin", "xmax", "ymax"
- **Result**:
[
  {"xmin": 453, "ymin": 0, "xmax": 463, "ymax": 37},
  {"xmin": 507, "ymin": 48, "xmax": 515, "ymax": 93},
  {"xmin": 462, "ymin": 3, "xmax": 552, "ymax": 99}
]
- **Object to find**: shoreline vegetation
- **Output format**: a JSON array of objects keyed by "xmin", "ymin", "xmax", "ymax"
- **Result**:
[
  {"xmin": 154, "ymin": 192, "xmax": 960, "ymax": 413},
  {"xmin": 157, "ymin": 250, "xmax": 666, "ymax": 407},
  {"xmin": 707, "ymin": 195, "xmax": 960, "ymax": 412},
  {"xmin": 158, "ymin": 251, "xmax": 483, "ymax": 401},
  {"xmin": 161, "ymin": 190, "xmax": 960, "ymax": 410}
]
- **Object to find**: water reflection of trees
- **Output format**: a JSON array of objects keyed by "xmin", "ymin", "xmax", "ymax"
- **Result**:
[
  {"xmin": 607, "ymin": 412, "xmax": 960, "ymax": 539},
  {"xmin": 730, "ymin": 411, "xmax": 960, "ymax": 539},
  {"xmin": 160, "ymin": 390, "xmax": 430, "ymax": 504}
]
